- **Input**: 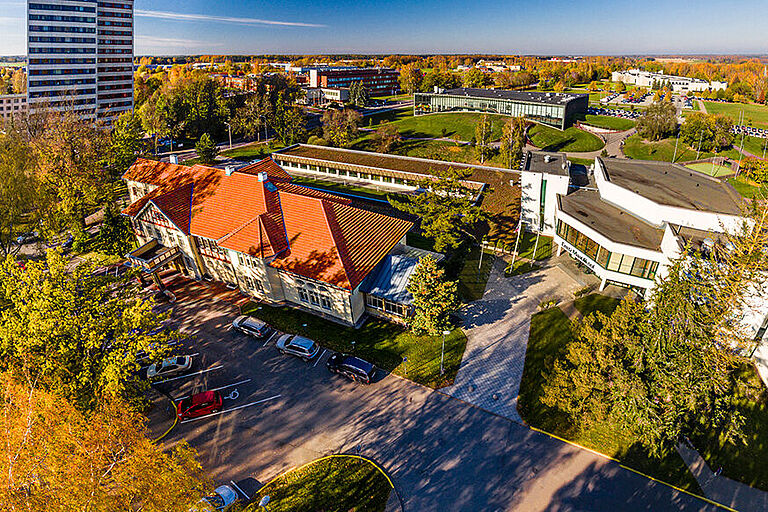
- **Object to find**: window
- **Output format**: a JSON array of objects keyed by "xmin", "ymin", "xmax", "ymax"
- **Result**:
[{"xmin": 297, "ymin": 282, "xmax": 333, "ymax": 311}]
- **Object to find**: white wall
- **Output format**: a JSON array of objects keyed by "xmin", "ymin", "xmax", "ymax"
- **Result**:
[{"xmin": 520, "ymin": 170, "xmax": 569, "ymax": 235}]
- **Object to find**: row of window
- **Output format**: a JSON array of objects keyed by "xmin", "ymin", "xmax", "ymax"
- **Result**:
[
  {"xmin": 30, "ymin": 68, "xmax": 96, "ymax": 76},
  {"xmin": 276, "ymin": 159, "xmax": 414, "ymax": 186},
  {"xmin": 556, "ymin": 220, "xmax": 660, "ymax": 280},
  {"xmin": 30, "ymin": 47, "xmax": 95, "ymax": 54},
  {"xmin": 29, "ymin": 58, "xmax": 96, "ymax": 66},
  {"xmin": 196, "ymin": 236, "xmax": 230, "ymax": 262},
  {"xmin": 98, "ymin": 20, "xmax": 131, "ymax": 27},
  {"xmin": 29, "ymin": 89, "xmax": 95, "ymax": 98},
  {"xmin": 29, "ymin": 14, "xmax": 96, "ymax": 23},
  {"xmin": 30, "ymin": 25, "xmax": 96, "ymax": 34},
  {"xmin": 29, "ymin": 35, "xmax": 95, "ymax": 43},
  {"xmin": 365, "ymin": 295, "xmax": 408, "ymax": 317},
  {"xmin": 29, "ymin": 3, "xmax": 96, "ymax": 13},
  {"xmin": 298, "ymin": 283, "xmax": 333, "ymax": 311},
  {"xmin": 98, "ymin": 1, "xmax": 133, "ymax": 9},
  {"xmin": 30, "ymin": 78, "xmax": 96, "ymax": 87}
]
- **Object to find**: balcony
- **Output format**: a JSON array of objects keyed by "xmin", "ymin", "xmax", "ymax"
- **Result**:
[{"xmin": 127, "ymin": 240, "xmax": 181, "ymax": 273}]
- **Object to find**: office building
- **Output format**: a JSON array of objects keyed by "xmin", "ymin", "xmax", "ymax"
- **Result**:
[
  {"xmin": 27, "ymin": 0, "xmax": 133, "ymax": 122},
  {"xmin": 0, "ymin": 94, "xmax": 27, "ymax": 122},
  {"xmin": 309, "ymin": 67, "xmax": 399, "ymax": 95},
  {"xmin": 611, "ymin": 69, "xmax": 727, "ymax": 93},
  {"xmin": 414, "ymin": 88, "xmax": 588, "ymax": 130}
]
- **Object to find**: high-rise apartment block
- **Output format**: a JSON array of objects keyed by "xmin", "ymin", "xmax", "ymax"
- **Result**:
[{"xmin": 27, "ymin": 0, "xmax": 134, "ymax": 122}]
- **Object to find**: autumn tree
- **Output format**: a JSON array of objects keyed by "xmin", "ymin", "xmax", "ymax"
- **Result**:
[
  {"xmin": 389, "ymin": 167, "xmax": 487, "ymax": 252},
  {"xmin": 740, "ymin": 157, "xmax": 768, "ymax": 184},
  {"xmin": 681, "ymin": 112, "xmax": 734, "ymax": 153},
  {"xmin": 348, "ymin": 80, "xmax": 370, "ymax": 107},
  {"xmin": 0, "ymin": 374, "xmax": 211, "ymax": 511},
  {"xmin": 636, "ymin": 100, "xmax": 677, "ymax": 142},
  {"xmin": 95, "ymin": 204, "xmax": 135, "ymax": 256},
  {"xmin": 231, "ymin": 92, "xmax": 271, "ymax": 141},
  {"xmin": 0, "ymin": 126, "xmax": 39, "ymax": 258},
  {"xmin": 474, "ymin": 114, "xmax": 494, "ymax": 163},
  {"xmin": 322, "ymin": 108, "xmax": 362, "ymax": 148},
  {"xmin": 398, "ymin": 63, "xmax": 423, "ymax": 94},
  {"xmin": 10, "ymin": 69, "xmax": 25, "ymax": 94},
  {"xmin": 463, "ymin": 68, "xmax": 491, "ymax": 88},
  {"xmin": 106, "ymin": 111, "xmax": 144, "ymax": 179},
  {"xmin": 371, "ymin": 122, "xmax": 401, "ymax": 153},
  {"xmin": 0, "ymin": 251, "xmax": 178, "ymax": 412},
  {"xmin": 500, "ymin": 116, "xmax": 527, "ymax": 169},
  {"xmin": 406, "ymin": 257, "xmax": 459, "ymax": 336}
]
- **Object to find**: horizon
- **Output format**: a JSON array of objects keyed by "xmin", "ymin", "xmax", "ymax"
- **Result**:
[{"xmin": 2, "ymin": 0, "xmax": 768, "ymax": 56}]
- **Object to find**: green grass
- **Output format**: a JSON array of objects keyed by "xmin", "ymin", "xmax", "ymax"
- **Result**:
[
  {"xmin": 623, "ymin": 134, "xmax": 740, "ymax": 162},
  {"xmin": 516, "ymin": 233, "xmax": 553, "ymax": 260},
  {"xmin": 528, "ymin": 125, "xmax": 604, "ymax": 153},
  {"xmin": 703, "ymin": 101, "xmax": 768, "ymax": 129},
  {"xmin": 685, "ymin": 162, "xmax": 734, "ymax": 177},
  {"xmin": 457, "ymin": 246, "xmax": 496, "ymax": 301},
  {"xmin": 248, "ymin": 456, "xmax": 391, "ymax": 512},
  {"xmin": 573, "ymin": 293, "xmax": 621, "ymax": 317},
  {"xmin": 220, "ymin": 141, "xmax": 285, "ymax": 161},
  {"xmin": 579, "ymin": 114, "xmax": 636, "ymax": 131},
  {"xmin": 240, "ymin": 302, "xmax": 467, "ymax": 388},
  {"xmin": 739, "ymin": 134, "xmax": 768, "ymax": 159},
  {"xmin": 567, "ymin": 157, "xmax": 595, "ymax": 166},
  {"xmin": 371, "ymin": 93, "xmax": 412, "ymax": 102},
  {"xmin": 517, "ymin": 304, "xmax": 702, "ymax": 493},
  {"xmin": 363, "ymin": 106, "xmax": 412, "ymax": 126},
  {"xmin": 369, "ymin": 111, "xmax": 508, "ymax": 142},
  {"xmin": 727, "ymin": 176, "xmax": 768, "ymax": 198}
]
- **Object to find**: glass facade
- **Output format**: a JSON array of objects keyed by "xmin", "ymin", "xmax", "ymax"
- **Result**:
[
  {"xmin": 415, "ymin": 93, "xmax": 566, "ymax": 128},
  {"xmin": 556, "ymin": 220, "xmax": 659, "ymax": 280}
]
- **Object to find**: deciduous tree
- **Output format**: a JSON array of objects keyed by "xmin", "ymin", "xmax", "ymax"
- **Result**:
[
  {"xmin": 322, "ymin": 108, "xmax": 361, "ymax": 148},
  {"xmin": 636, "ymin": 100, "xmax": 678, "ymax": 142},
  {"xmin": 371, "ymin": 122, "xmax": 401, "ymax": 153},
  {"xmin": 681, "ymin": 112, "xmax": 734, "ymax": 153},
  {"xmin": 0, "ymin": 126, "xmax": 39, "ymax": 258},
  {"xmin": 500, "ymin": 116, "xmax": 527, "ymax": 169},
  {"xmin": 406, "ymin": 257, "xmax": 459, "ymax": 336},
  {"xmin": 348, "ymin": 80, "xmax": 370, "ymax": 107},
  {"xmin": 106, "ymin": 112, "xmax": 144, "ymax": 180},
  {"xmin": 398, "ymin": 63, "xmax": 423, "ymax": 94},
  {"xmin": 96, "ymin": 204, "xmax": 134, "ymax": 256},
  {"xmin": 474, "ymin": 114, "xmax": 494, "ymax": 163}
]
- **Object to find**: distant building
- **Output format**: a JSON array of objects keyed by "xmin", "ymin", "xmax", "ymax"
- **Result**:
[
  {"xmin": 27, "ymin": 0, "xmax": 133, "ymax": 123},
  {"xmin": 308, "ymin": 67, "xmax": 399, "ymax": 95},
  {"xmin": 301, "ymin": 87, "xmax": 349, "ymax": 106},
  {"xmin": 611, "ymin": 69, "xmax": 727, "ymax": 93},
  {"xmin": 414, "ymin": 88, "xmax": 588, "ymax": 130},
  {"xmin": 0, "ymin": 94, "xmax": 27, "ymax": 121}
]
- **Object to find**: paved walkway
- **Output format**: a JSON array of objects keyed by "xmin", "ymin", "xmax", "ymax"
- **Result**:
[
  {"xmin": 677, "ymin": 443, "xmax": 768, "ymax": 511},
  {"xmin": 440, "ymin": 258, "xmax": 582, "ymax": 421}
]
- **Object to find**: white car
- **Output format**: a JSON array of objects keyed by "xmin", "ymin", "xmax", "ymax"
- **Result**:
[
  {"xmin": 275, "ymin": 334, "xmax": 320, "ymax": 361},
  {"xmin": 190, "ymin": 484, "xmax": 240, "ymax": 511},
  {"xmin": 146, "ymin": 355, "xmax": 193, "ymax": 379}
]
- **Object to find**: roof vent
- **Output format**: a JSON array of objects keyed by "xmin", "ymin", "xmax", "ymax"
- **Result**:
[
  {"xmin": 258, "ymin": 171, "xmax": 269, "ymax": 182},
  {"xmin": 169, "ymin": 154, "xmax": 179, "ymax": 165},
  {"xmin": 544, "ymin": 155, "xmax": 552, "ymax": 163},
  {"xmin": 225, "ymin": 165, "xmax": 237, "ymax": 176}
]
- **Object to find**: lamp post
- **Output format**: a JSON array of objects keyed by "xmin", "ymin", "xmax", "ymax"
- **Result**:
[
  {"xmin": 258, "ymin": 495, "xmax": 271, "ymax": 511},
  {"xmin": 224, "ymin": 121, "xmax": 233, "ymax": 150},
  {"xmin": 439, "ymin": 330, "xmax": 451, "ymax": 375}
]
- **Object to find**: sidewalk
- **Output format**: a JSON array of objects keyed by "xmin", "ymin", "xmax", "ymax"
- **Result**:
[{"xmin": 677, "ymin": 443, "xmax": 768, "ymax": 511}]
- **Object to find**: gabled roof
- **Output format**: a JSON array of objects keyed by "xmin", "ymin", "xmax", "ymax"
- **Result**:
[{"xmin": 152, "ymin": 184, "xmax": 193, "ymax": 234}]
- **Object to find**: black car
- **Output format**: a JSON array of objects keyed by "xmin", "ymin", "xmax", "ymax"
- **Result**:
[{"xmin": 326, "ymin": 353, "xmax": 375, "ymax": 384}]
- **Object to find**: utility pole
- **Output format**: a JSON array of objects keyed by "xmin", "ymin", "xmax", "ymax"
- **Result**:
[
  {"xmin": 696, "ymin": 129, "xmax": 703, "ymax": 160},
  {"xmin": 672, "ymin": 130, "xmax": 680, "ymax": 163}
]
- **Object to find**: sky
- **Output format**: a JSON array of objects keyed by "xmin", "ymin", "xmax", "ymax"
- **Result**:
[{"xmin": 1, "ymin": 0, "xmax": 767, "ymax": 56}]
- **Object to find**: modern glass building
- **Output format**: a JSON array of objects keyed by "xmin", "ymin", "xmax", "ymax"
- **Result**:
[{"xmin": 414, "ymin": 88, "xmax": 588, "ymax": 129}]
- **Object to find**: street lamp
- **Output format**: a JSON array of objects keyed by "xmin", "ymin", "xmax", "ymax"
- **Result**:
[
  {"xmin": 439, "ymin": 330, "xmax": 451, "ymax": 375},
  {"xmin": 224, "ymin": 121, "xmax": 233, "ymax": 150},
  {"xmin": 258, "ymin": 495, "xmax": 270, "ymax": 511}
]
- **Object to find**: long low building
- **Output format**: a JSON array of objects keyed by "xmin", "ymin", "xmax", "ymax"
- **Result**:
[
  {"xmin": 414, "ymin": 88, "xmax": 588, "ymax": 129},
  {"xmin": 520, "ymin": 151, "xmax": 745, "ymax": 297},
  {"xmin": 611, "ymin": 69, "xmax": 728, "ymax": 93}
]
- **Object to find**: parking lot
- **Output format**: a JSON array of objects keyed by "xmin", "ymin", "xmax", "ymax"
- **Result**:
[{"xmin": 141, "ymin": 280, "xmax": 721, "ymax": 512}]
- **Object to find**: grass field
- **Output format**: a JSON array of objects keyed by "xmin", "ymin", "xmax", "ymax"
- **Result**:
[
  {"xmin": 685, "ymin": 162, "xmax": 734, "ymax": 177},
  {"xmin": 727, "ymin": 176, "xmax": 768, "ymax": 198},
  {"xmin": 367, "ymin": 111, "xmax": 508, "ymax": 142},
  {"xmin": 457, "ymin": 247, "xmax": 496, "ymax": 301},
  {"xmin": 241, "ymin": 302, "xmax": 467, "ymax": 389},
  {"xmin": 703, "ymin": 101, "xmax": 768, "ymax": 129},
  {"xmin": 528, "ymin": 125, "xmax": 604, "ymax": 153},
  {"xmin": 220, "ymin": 141, "xmax": 285, "ymax": 161},
  {"xmin": 622, "ymin": 134, "xmax": 740, "ymax": 162},
  {"xmin": 579, "ymin": 114, "xmax": 636, "ymax": 131},
  {"xmin": 248, "ymin": 456, "xmax": 391, "ymax": 512},
  {"xmin": 738, "ymin": 134, "xmax": 768, "ymax": 158}
]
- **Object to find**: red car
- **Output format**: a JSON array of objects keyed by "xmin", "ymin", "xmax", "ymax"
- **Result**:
[{"xmin": 176, "ymin": 391, "xmax": 223, "ymax": 421}]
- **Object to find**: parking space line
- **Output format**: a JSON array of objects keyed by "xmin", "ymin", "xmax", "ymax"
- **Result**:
[
  {"xmin": 313, "ymin": 349, "xmax": 327, "ymax": 367},
  {"xmin": 174, "ymin": 379, "xmax": 252, "ymax": 402},
  {"xmin": 153, "ymin": 365, "xmax": 224, "ymax": 385},
  {"xmin": 230, "ymin": 481, "xmax": 250, "ymax": 501},
  {"xmin": 180, "ymin": 394, "xmax": 281, "ymax": 423},
  {"xmin": 263, "ymin": 331, "xmax": 279, "ymax": 347}
]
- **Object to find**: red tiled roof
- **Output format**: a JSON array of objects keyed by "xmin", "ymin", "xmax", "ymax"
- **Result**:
[
  {"xmin": 238, "ymin": 158, "xmax": 293, "ymax": 182},
  {"xmin": 122, "ymin": 157, "xmax": 413, "ymax": 289}
]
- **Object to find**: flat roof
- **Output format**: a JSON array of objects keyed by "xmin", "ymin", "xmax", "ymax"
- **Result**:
[
  {"xmin": 559, "ymin": 189, "xmax": 665, "ymax": 251},
  {"xmin": 598, "ymin": 158, "xmax": 743, "ymax": 216},
  {"xmin": 522, "ymin": 151, "xmax": 570, "ymax": 176},
  {"xmin": 419, "ymin": 88, "xmax": 587, "ymax": 106}
]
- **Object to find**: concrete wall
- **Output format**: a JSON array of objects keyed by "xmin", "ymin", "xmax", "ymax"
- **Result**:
[{"xmin": 520, "ymin": 170, "xmax": 570, "ymax": 235}]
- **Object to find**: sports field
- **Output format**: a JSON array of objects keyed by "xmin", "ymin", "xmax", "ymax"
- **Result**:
[
  {"xmin": 703, "ymin": 101, "xmax": 768, "ymax": 129},
  {"xmin": 685, "ymin": 162, "xmax": 734, "ymax": 177}
]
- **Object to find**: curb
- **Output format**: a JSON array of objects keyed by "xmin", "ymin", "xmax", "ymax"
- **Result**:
[{"xmin": 151, "ymin": 390, "xmax": 178, "ymax": 443}]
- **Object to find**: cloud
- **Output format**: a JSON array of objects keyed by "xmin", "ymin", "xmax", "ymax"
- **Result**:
[
  {"xmin": 134, "ymin": 9, "xmax": 326, "ymax": 28},
  {"xmin": 135, "ymin": 35, "xmax": 222, "ymax": 49}
]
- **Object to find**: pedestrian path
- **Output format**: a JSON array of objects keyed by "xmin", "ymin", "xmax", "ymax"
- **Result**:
[{"xmin": 677, "ymin": 443, "xmax": 768, "ymax": 511}]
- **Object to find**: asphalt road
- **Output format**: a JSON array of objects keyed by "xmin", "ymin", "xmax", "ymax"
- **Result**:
[{"xmin": 149, "ymin": 296, "xmax": 719, "ymax": 512}]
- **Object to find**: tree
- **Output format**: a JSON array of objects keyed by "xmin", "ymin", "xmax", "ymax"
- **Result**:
[
  {"xmin": 106, "ymin": 112, "xmax": 144, "ymax": 180},
  {"xmin": 138, "ymin": 98, "xmax": 165, "ymax": 154},
  {"xmin": 389, "ymin": 167, "xmax": 487, "ymax": 252},
  {"xmin": 740, "ymin": 157, "xmax": 768, "ymax": 184},
  {"xmin": 322, "ymin": 108, "xmax": 362, "ymax": 148},
  {"xmin": 500, "ymin": 116, "xmax": 527, "ymax": 169},
  {"xmin": 614, "ymin": 81, "xmax": 627, "ymax": 93},
  {"xmin": 0, "ymin": 374, "xmax": 211, "ymax": 511},
  {"xmin": 636, "ymin": 100, "xmax": 678, "ymax": 141},
  {"xmin": 0, "ymin": 251, "xmax": 178, "ymax": 412},
  {"xmin": 474, "ymin": 114, "xmax": 494, "ymax": 163},
  {"xmin": 0, "ymin": 126, "xmax": 39, "ymax": 258},
  {"xmin": 231, "ymin": 92, "xmax": 271, "ymax": 141},
  {"xmin": 541, "ymin": 202, "xmax": 768, "ymax": 454},
  {"xmin": 406, "ymin": 257, "xmax": 459, "ymax": 336},
  {"xmin": 195, "ymin": 133, "xmax": 219, "ymax": 164},
  {"xmin": 371, "ymin": 122, "xmax": 401, "ymax": 153},
  {"xmin": 552, "ymin": 80, "xmax": 566, "ymax": 93},
  {"xmin": 96, "ymin": 204, "xmax": 134, "ymax": 256},
  {"xmin": 463, "ymin": 68, "xmax": 491, "ymax": 88},
  {"xmin": 270, "ymin": 92, "xmax": 306, "ymax": 145},
  {"xmin": 680, "ymin": 112, "xmax": 734, "ymax": 153},
  {"xmin": 587, "ymin": 81, "xmax": 600, "ymax": 92},
  {"xmin": 398, "ymin": 63, "xmax": 423, "ymax": 94},
  {"xmin": 348, "ymin": 80, "xmax": 370, "ymax": 107},
  {"xmin": 10, "ymin": 69, "xmax": 25, "ymax": 94}
]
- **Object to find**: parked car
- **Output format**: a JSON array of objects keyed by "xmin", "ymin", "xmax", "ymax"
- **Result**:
[
  {"xmin": 146, "ymin": 355, "xmax": 192, "ymax": 379},
  {"xmin": 326, "ymin": 353, "xmax": 376, "ymax": 384},
  {"xmin": 232, "ymin": 315, "xmax": 273, "ymax": 339},
  {"xmin": 177, "ymin": 390, "xmax": 223, "ymax": 422},
  {"xmin": 275, "ymin": 334, "xmax": 320, "ymax": 361},
  {"xmin": 189, "ymin": 483, "xmax": 240, "ymax": 511},
  {"xmin": 15, "ymin": 231, "xmax": 38, "ymax": 245}
]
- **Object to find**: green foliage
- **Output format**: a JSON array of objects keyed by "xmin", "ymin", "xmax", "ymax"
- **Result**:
[
  {"xmin": 96, "ymin": 205, "xmax": 134, "ymax": 256},
  {"xmin": 107, "ymin": 112, "xmax": 144, "ymax": 179},
  {"xmin": 499, "ymin": 116, "xmax": 527, "ymax": 169},
  {"xmin": 462, "ymin": 68, "xmax": 492, "ymax": 88},
  {"xmin": 321, "ymin": 108, "xmax": 362, "ymax": 148},
  {"xmin": 371, "ymin": 122, "xmax": 401, "ymax": 153},
  {"xmin": 231, "ymin": 92, "xmax": 271, "ymax": 140},
  {"xmin": 0, "ymin": 126, "xmax": 38, "ymax": 258},
  {"xmin": 740, "ymin": 157, "xmax": 768, "ymax": 184},
  {"xmin": 474, "ymin": 114, "xmax": 494, "ymax": 163},
  {"xmin": 348, "ymin": 80, "xmax": 370, "ymax": 107},
  {"xmin": 195, "ymin": 132, "xmax": 219, "ymax": 164},
  {"xmin": 681, "ymin": 112, "xmax": 734, "ymax": 152},
  {"xmin": 398, "ymin": 63, "xmax": 423, "ymax": 94},
  {"xmin": 388, "ymin": 166, "xmax": 487, "ymax": 252},
  {"xmin": 406, "ymin": 257, "xmax": 460, "ymax": 336},
  {"xmin": 0, "ymin": 251, "xmax": 177, "ymax": 412},
  {"xmin": 271, "ymin": 91, "xmax": 306, "ymax": 145},
  {"xmin": 636, "ymin": 100, "xmax": 678, "ymax": 141}
]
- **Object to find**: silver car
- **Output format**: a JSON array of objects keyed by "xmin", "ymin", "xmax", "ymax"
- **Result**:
[
  {"xmin": 232, "ymin": 315, "xmax": 273, "ymax": 339},
  {"xmin": 190, "ymin": 484, "xmax": 240, "ymax": 511},
  {"xmin": 275, "ymin": 334, "xmax": 320, "ymax": 361},
  {"xmin": 146, "ymin": 355, "xmax": 193, "ymax": 379}
]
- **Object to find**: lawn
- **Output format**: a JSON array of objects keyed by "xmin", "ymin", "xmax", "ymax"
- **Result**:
[
  {"xmin": 685, "ymin": 162, "xmax": 734, "ymax": 177},
  {"xmin": 567, "ymin": 157, "xmax": 595, "ymax": 166},
  {"xmin": 363, "ymin": 106, "xmax": 412, "ymax": 126},
  {"xmin": 516, "ymin": 232, "xmax": 553, "ymax": 260},
  {"xmin": 622, "ymin": 134, "xmax": 740, "ymax": 162},
  {"xmin": 703, "ymin": 101, "xmax": 768, "ymax": 129},
  {"xmin": 517, "ymin": 300, "xmax": 703, "ymax": 493},
  {"xmin": 368, "ymin": 111, "xmax": 508, "ymax": 142},
  {"xmin": 739, "ymin": 134, "xmax": 768, "ymax": 159},
  {"xmin": 579, "ymin": 114, "xmax": 636, "ymax": 131},
  {"xmin": 371, "ymin": 93, "xmax": 412, "ymax": 103},
  {"xmin": 220, "ymin": 141, "xmax": 285, "ymax": 161},
  {"xmin": 574, "ymin": 293, "xmax": 622, "ymax": 317},
  {"xmin": 727, "ymin": 176, "xmax": 768, "ymax": 199},
  {"xmin": 240, "ymin": 302, "xmax": 467, "ymax": 388},
  {"xmin": 527, "ymin": 125, "xmax": 604, "ymax": 153},
  {"xmin": 248, "ymin": 456, "xmax": 391, "ymax": 512},
  {"xmin": 457, "ymin": 246, "xmax": 496, "ymax": 302}
]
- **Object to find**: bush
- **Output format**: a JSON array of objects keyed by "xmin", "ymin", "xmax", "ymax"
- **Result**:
[
  {"xmin": 538, "ymin": 297, "xmax": 559, "ymax": 310},
  {"xmin": 307, "ymin": 135, "xmax": 328, "ymax": 146},
  {"xmin": 573, "ymin": 285, "xmax": 594, "ymax": 298},
  {"xmin": 195, "ymin": 133, "xmax": 219, "ymax": 164}
]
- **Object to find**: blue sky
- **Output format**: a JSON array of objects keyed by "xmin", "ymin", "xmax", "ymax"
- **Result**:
[{"xmin": 1, "ymin": 0, "xmax": 767, "ymax": 55}]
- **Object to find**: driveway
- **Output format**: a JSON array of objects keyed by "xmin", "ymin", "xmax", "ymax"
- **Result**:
[
  {"xmin": 145, "ymin": 282, "xmax": 718, "ymax": 512},
  {"xmin": 441, "ymin": 258, "xmax": 581, "ymax": 422}
]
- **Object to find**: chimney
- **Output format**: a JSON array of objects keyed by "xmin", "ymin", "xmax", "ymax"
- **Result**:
[
  {"xmin": 225, "ymin": 165, "xmax": 236, "ymax": 176},
  {"xmin": 169, "ymin": 154, "xmax": 179, "ymax": 165},
  {"xmin": 257, "ymin": 171, "xmax": 269, "ymax": 182}
]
